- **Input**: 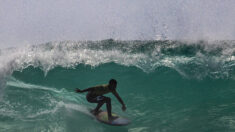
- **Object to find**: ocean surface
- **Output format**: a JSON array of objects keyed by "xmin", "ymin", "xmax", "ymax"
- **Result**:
[{"xmin": 1, "ymin": 39, "xmax": 235, "ymax": 132}]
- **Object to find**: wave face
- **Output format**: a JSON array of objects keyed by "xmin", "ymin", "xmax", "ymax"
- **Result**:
[{"xmin": 1, "ymin": 40, "xmax": 235, "ymax": 131}]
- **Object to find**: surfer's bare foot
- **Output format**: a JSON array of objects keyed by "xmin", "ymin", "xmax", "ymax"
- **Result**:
[{"xmin": 108, "ymin": 116, "xmax": 118, "ymax": 121}]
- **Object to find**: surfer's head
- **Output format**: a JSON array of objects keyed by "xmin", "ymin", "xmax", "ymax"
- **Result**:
[{"xmin": 109, "ymin": 79, "xmax": 117, "ymax": 90}]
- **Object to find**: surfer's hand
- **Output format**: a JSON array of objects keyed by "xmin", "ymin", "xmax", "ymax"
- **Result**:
[
  {"xmin": 75, "ymin": 88, "xmax": 82, "ymax": 93},
  {"xmin": 122, "ymin": 105, "xmax": 126, "ymax": 111}
]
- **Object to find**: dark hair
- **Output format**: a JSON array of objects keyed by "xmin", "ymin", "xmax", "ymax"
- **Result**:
[{"xmin": 109, "ymin": 79, "xmax": 117, "ymax": 85}]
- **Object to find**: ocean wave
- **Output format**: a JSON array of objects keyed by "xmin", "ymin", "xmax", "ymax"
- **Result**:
[{"xmin": 1, "ymin": 40, "xmax": 235, "ymax": 79}]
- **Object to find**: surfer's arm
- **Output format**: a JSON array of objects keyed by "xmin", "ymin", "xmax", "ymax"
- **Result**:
[
  {"xmin": 75, "ymin": 87, "xmax": 94, "ymax": 93},
  {"xmin": 112, "ymin": 91, "xmax": 126, "ymax": 110}
]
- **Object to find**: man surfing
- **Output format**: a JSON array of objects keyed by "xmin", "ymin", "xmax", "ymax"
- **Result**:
[{"xmin": 75, "ymin": 79, "xmax": 126, "ymax": 121}]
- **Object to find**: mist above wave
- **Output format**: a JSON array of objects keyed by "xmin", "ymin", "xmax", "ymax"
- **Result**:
[{"xmin": 1, "ymin": 0, "xmax": 235, "ymax": 48}]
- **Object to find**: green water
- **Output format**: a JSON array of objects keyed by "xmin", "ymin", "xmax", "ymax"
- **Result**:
[{"xmin": 1, "ymin": 64, "xmax": 234, "ymax": 132}]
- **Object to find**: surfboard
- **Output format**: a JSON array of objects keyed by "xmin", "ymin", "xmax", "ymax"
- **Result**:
[{"xmin": 90, "ymin": 110, "xmax": 130, "ymax": 126}]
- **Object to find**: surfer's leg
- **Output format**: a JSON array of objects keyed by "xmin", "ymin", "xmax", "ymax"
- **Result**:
[
  {"xmin": 93, "ymin": 101, "xmax": 105, "ymax": 114},
  {"xmin": 104, "ymin": 97, "xmax": 117, "ymax": 121},
  {"xmin": 90, "ymin": 95, "xmax": 112, "ymax": 117},
  {"xmin": 105, "ymin": 97, "xmax": 112, "ymax": 117},
  {"xmin": 87, "ymin": 95, "xmax": 106, "ymax": 114},
  {"xmin": 87, "ymin": 95, "xmax": 116, "ymax": 120}
]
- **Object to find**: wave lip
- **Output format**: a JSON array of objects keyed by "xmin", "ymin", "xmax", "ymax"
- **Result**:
[{"xmin": 0, "ymin": 40, "xmax": 235, "ymax": 79}]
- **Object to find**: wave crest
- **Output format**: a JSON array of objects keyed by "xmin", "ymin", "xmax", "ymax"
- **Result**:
[{"xmin": 1, "ymin": 40, "xmax": 235, "ymax": 79}]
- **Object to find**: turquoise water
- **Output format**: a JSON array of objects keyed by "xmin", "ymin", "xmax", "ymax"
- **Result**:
[{"xmin": 1, "ymin": 40, "xmax": 235, "ymax": 132}]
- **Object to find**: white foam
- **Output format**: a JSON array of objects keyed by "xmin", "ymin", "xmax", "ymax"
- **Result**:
[
  {"xmin": 5, "ymin": 77, "xmax": 91, "ymax": 119},
  {"xmin": 6, "ymin": 77, "xmax": 61, "ymax": 93},
  {"xmin": 0, "ymin": 41, "xmax": 235, "ymax": 80}
]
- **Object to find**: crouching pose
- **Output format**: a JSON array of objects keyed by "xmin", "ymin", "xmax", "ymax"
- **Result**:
[{"xmin": 75, "ymin": 79, "xmax": 126, "ymax": 121}]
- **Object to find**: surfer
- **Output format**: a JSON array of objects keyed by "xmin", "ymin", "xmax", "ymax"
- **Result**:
[{"xmin": 75, "ymin": 79, "xmax": 126, "ymax": 121}]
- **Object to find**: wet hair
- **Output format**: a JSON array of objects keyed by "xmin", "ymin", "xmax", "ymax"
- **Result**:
[{"xmin": 109, "ymin": 79, "xmax": 117, "ymax": 85}]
